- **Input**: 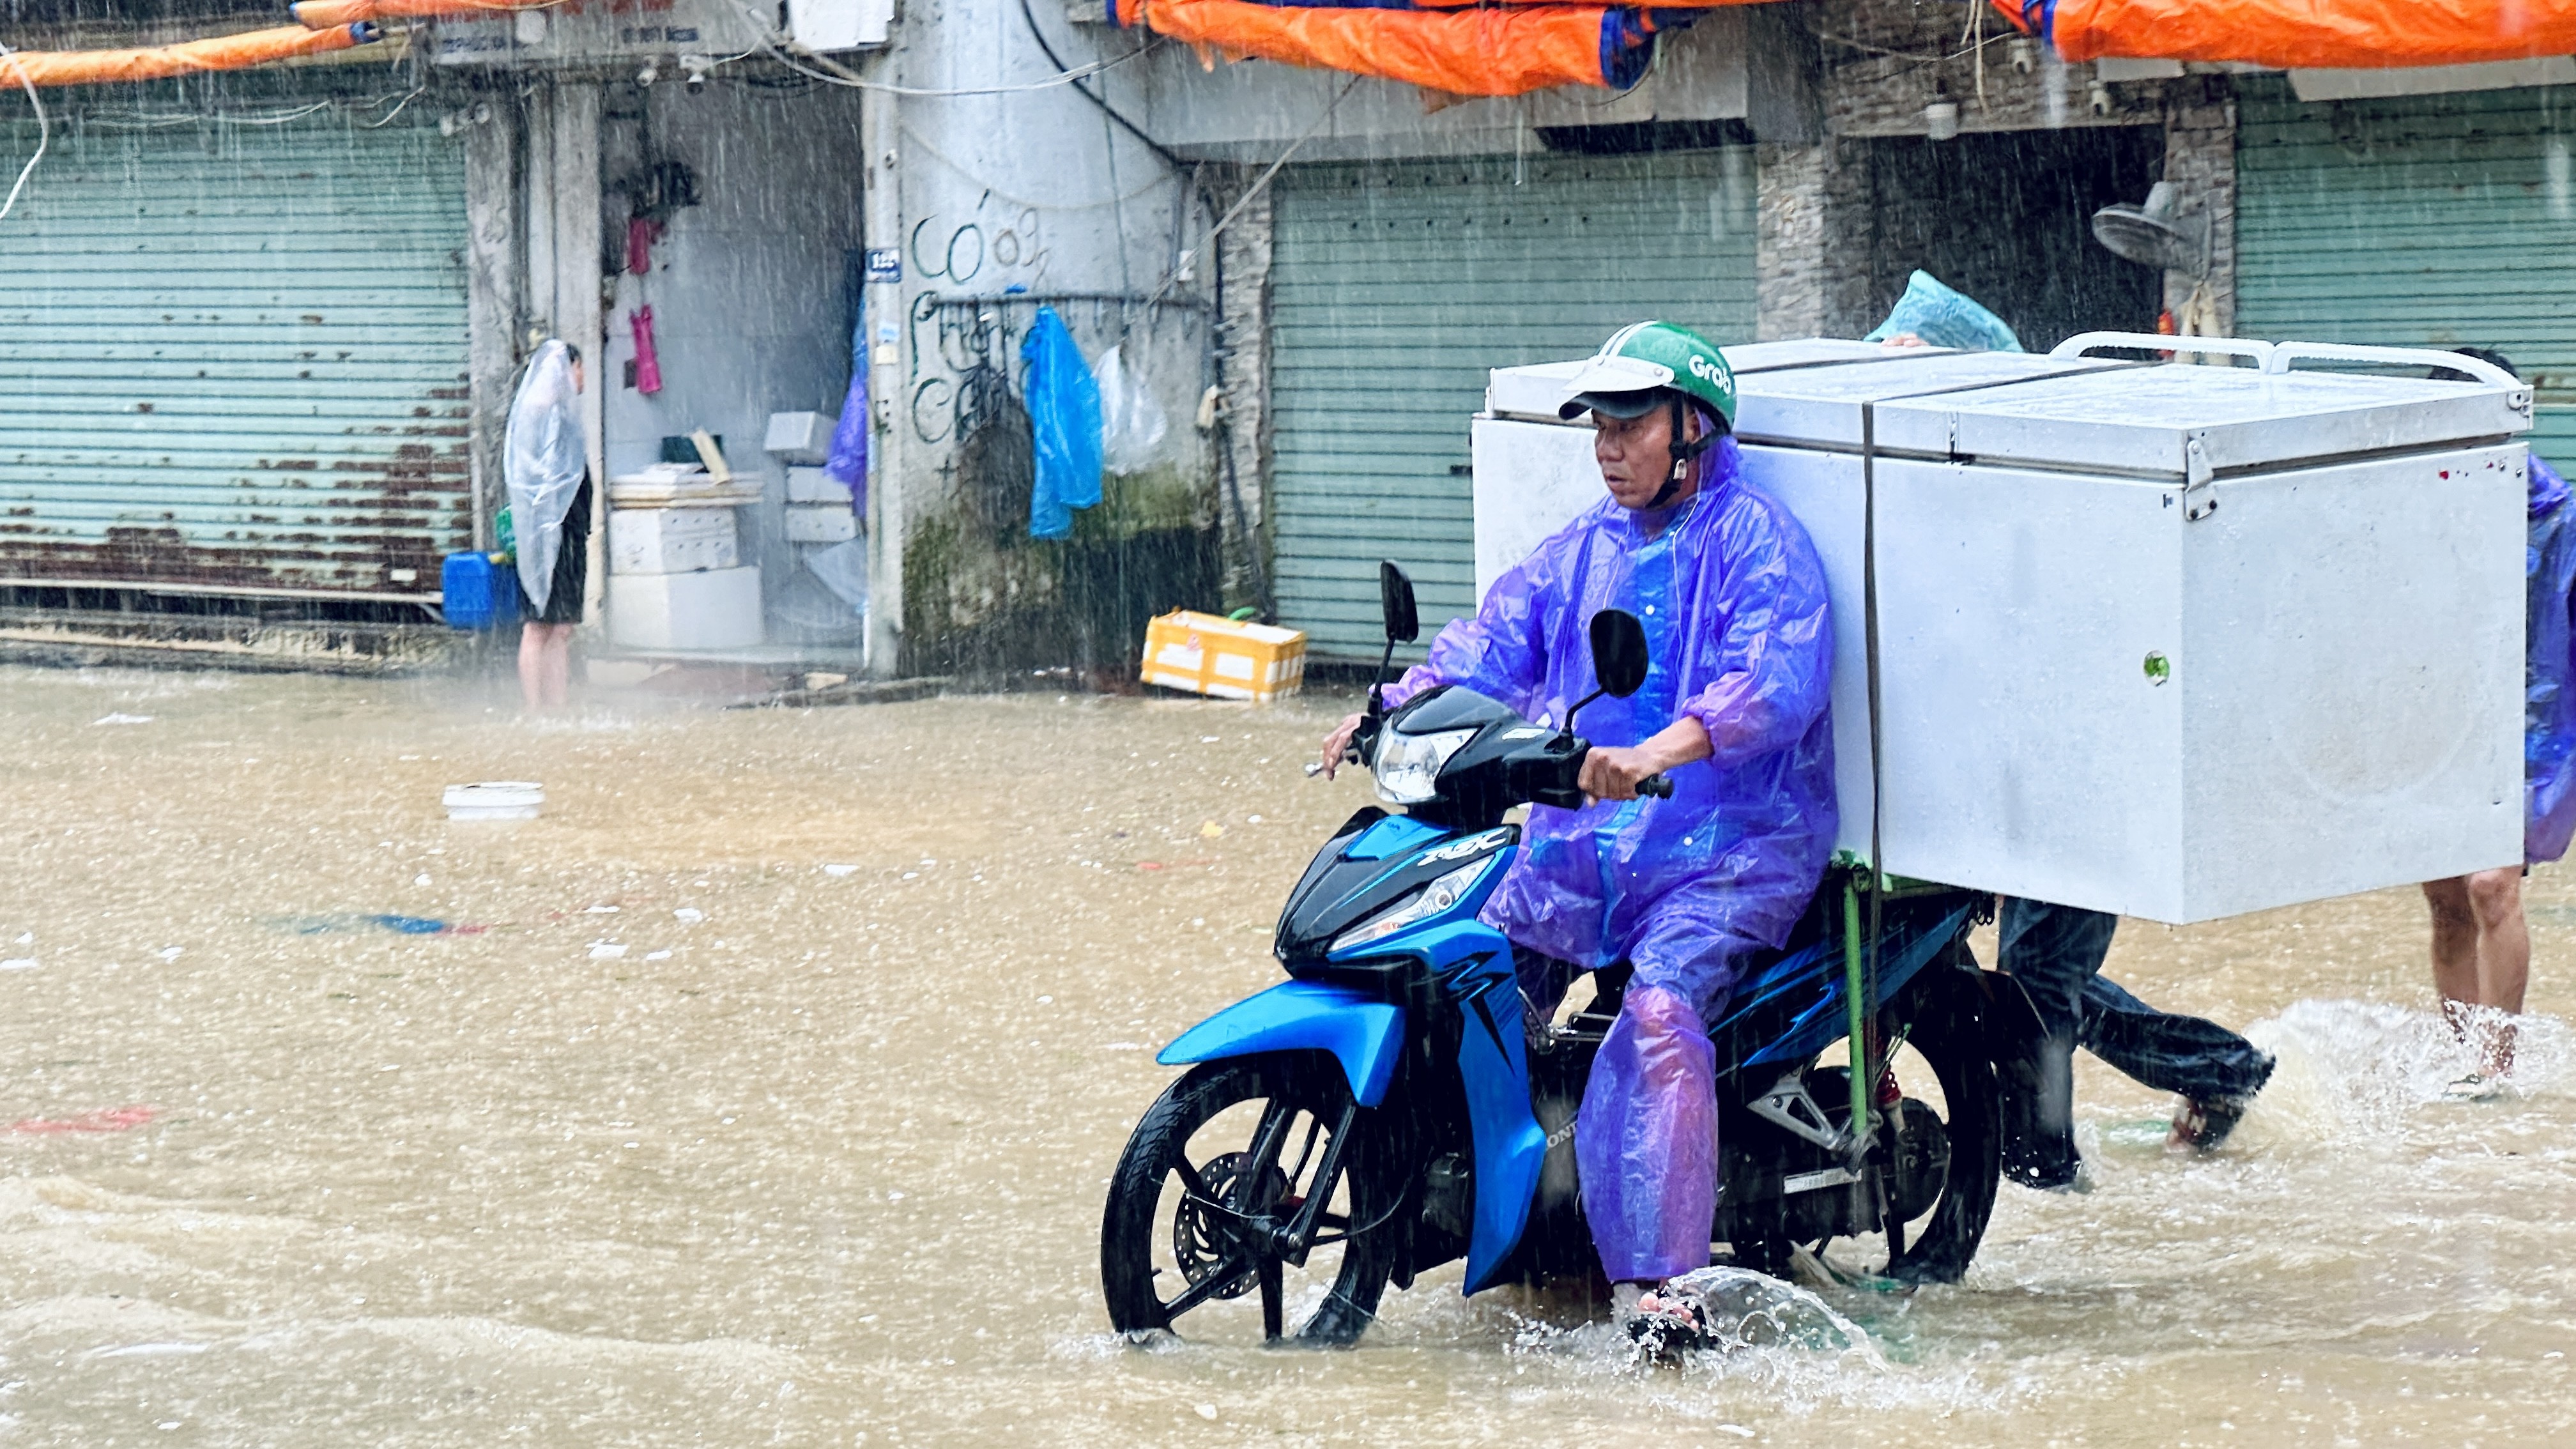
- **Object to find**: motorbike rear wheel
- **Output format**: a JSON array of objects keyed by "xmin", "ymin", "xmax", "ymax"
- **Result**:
[
  {"xmin": 1871, "ymin": 952, "xmax": 2000, "ymax": 1284},
  {"xmin": 1101, "ymin": 1052, "xmax": 1402, "ymax": 1347}
]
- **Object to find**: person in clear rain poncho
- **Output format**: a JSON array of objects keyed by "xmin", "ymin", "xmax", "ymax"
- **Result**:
[
  {"xmin": 1320, "ymin": 322, "xmax": 1836, "ymax": 1331},
  {"xmin": 504, "ymin": 341, "xmax": 592, "ymax": 709}
]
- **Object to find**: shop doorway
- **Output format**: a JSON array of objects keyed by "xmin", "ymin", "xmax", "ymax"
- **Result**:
[{"xmin": 1864, "ymin": 126, "xmax": 2165, "ymax": 351}]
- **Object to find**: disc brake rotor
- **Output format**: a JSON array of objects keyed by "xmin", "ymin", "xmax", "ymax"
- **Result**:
[{"xmin": 1172, "ymin": 1152, "xmax": 1290, "ymax": 1301}]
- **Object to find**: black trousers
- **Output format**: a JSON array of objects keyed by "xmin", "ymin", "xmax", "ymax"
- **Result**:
[{"xmin": 1994, "ymin": 898, "xmax": 2274, "ymax": 1184}]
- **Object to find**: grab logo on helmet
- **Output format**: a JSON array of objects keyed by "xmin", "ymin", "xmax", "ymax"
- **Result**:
[{"xmin": 1687, "ymin": 353, "xmax": 1725, "ymax": 385}]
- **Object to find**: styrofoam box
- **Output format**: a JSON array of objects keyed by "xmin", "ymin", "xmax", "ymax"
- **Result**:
[
  {"xmin": 787, "ymin": 466, "xmax": 854, "ymax": 505},
  {"xmin": 764, "ymin": 411, "xmax": 836, "ymax": 465},
  {"xmin": 785, "ymin": 505, "xmax": 857, "ymax": 543},
  {"xmin": 609, "ymin": 506, "xmax": 739, "ymax": 575},
  {"xmin": 608, "ymin": 565, "xmax": 763, "ymax": 650},
  {"xmin": 1471, "ymin": 343, "xmax": 2528, "ymax": 923},
  {"xmin": 787, "ymin": 0, "xmax": 892, "ymax": 52}
]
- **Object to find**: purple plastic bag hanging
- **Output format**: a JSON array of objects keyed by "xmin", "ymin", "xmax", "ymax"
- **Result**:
[{"xmin": 825, "ymin": 291, "xmax": 870, "ymax": 521}]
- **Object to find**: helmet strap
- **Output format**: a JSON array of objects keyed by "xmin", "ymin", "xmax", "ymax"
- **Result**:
[{"xmin": 1650, "ymin": 395, "xmax": 1717, "ymax": 509}]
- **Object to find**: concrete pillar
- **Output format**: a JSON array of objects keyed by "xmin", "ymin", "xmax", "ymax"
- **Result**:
[
  {"xmin": 544, "ymin": 81, "xmax": 606, "ymax": 625},
  {"xmin": 1211, "ymin": 171, "xmax": 1273, "ymax": 620},
  {"xmin": 2162, "ymin": 77, "xmax": 2237, "ymax": 339},
  {"xmin": 463, "ymin": 95, "xmax": 519, "ymax": 553},
  {"xmin": 1755, "ymin": 139, "xmax": 1872, "ymax": 341},
  {"xmin": 861, "ymin": 54, "xmax": 905, "ymax": 678}
]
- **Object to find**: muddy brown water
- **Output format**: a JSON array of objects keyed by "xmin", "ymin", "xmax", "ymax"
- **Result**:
[{"xmin": 0, "ymin": 665, "xmax": 2569, "ymax": 1446}]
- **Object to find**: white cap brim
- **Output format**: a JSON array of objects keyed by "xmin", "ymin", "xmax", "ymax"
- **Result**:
[{"xmin": 1556, "ymin": 354, "xmax": 1675, "ymax": 420}]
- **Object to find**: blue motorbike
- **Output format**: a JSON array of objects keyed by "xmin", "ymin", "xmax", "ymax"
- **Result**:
[{"xmin": 1101, "ymin": 564, "xmax": 2032, "ymax": 1347}]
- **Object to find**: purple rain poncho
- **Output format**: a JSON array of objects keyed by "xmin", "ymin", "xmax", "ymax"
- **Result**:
[
  {"xmin": 1382, "ymin": 434, "xmax": 1836, "ymax": 1281},
  {"xmin": 2524, "ymin": 456, "xmax": 2576, "ymax": 863}
]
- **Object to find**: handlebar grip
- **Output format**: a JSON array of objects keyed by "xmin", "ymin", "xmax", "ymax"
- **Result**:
[{"xmin": 1637, "ymin": 773, "xmax": 1673, "ymax": 799}]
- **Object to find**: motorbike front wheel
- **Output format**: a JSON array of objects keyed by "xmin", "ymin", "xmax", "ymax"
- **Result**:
[{"xmin": 1101, "ymin": 1052, "xmax": 1401, "ymax": 1347}]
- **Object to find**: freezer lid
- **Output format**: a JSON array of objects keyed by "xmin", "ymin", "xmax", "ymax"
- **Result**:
[
  {"xmin": 1482, "ymin": 338, "xmax": 1949, "ymax": 422},
  {"xmin": 1730, "ymin": 351, "xmax": 2125, "ymax": 448},
  {"xmin": 1484, "ymin": 361, "xmax": 1590, "ymax": 422},
  {"xmin": 1723, "ymin": 338, "xmax": 1949, "ymax": 372},
  {"xmin": 1869, "ymin": 365, "xmax": 2533, "ymax": 477}
]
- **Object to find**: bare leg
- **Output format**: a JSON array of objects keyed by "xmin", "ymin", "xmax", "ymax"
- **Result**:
[
  {"xmin": 2465, "ymin": 867, "xmax": 2527, "ymax": 1077},
  {"xmin": 539, "ymin": 622, "xmax": 574, "ymax": 709},
  {"xmin": 2422, "ymin": 877, "xmax": 2481, "ymax": 1041},
  {"xmin": 518, "ymin": 624, "xmax": 574, "ymax": 710},
  {"xmin": 517, "ymin": 623, "xmax": 548, "ymax": 710}
]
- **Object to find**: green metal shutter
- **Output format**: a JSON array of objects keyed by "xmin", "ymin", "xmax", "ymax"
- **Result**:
[
  {"xmin": 0, "ymin": 110, "xmax": 470, "ymax": 601},
  {"xmin": 2236, "ymin": 76, "xmax": 2576, "ymax": 468},
  {"xmin": 1269, "ymin": 148, "xmax": 1757, "ymax": 660}
]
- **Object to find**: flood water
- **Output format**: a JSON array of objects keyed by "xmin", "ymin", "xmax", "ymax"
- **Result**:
[{"xmin": 1, "ymin": 663, "xmax": 2570, "ymax": 1446}]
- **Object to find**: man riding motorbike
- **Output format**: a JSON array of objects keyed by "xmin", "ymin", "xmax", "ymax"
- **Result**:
[{"xmin": 1318, "ymin": 321, "xmax": 1836, "ymax": 1331}]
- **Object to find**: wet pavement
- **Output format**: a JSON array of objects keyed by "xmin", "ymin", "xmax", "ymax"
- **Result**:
[{"xmin": 0, "ymin": 664, "xmax": 2570, "ymax": 1446}]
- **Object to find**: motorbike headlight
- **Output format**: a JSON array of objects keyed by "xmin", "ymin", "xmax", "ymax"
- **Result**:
[
  {"xmin": 1331, "ymin": 857, "xmax": 1493, "ymax": 955},
  {"xmin": 1372, "ymin": 726, "xmax": 1476, "ymax": 805}
]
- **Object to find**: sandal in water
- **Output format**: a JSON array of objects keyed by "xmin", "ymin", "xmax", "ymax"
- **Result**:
[
  {"xmin": 1622, "ymin": 1284, "xmax": 1719, "ymax": 1359},
  {"xmin": 2441, "ymin": 1071, "xmax": 2505, "ymax": 1103}
]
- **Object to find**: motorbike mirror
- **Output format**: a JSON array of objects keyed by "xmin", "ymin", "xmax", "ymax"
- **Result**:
[
  {"xmin": 1378, "ymin": 560, "xmax": 1420, "ymax": 645},
  {"xmin": 1590, "ymin": 610, "xmax": 1649, "ymax": 698},
  {"xmin": 1367, "ymin": 561, "xmax": 1420, "ymax": 719}
]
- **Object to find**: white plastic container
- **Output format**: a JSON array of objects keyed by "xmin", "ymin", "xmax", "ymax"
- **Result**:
[
  {"xmin": 608, "ymin": 565, "xmax": 764, "ymax": 650},
  {"xmin": 764, "ymin": 411, "xmax": 836, "ymax": 465},
  {"xmin": 785, "ymin": 505, "xmax": 858, "ymax": 543},
  {"xmin": 609, "ymin": 506, "xmax": 739, "ymax": 575},
  {"xmin": 1470, "ymin": 338, "xmax": 2531, "ymax": 923},
  {"xmin": 445, "ymin": 781, "xmax": 544, "ymax": 822},
  {"xmin": 787, "ymin": 465, "xmax": 854, "ymax": 505}
]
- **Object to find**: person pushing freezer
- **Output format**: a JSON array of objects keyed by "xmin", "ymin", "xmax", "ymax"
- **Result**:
[{"xmin": 1319, "ymin": 322, "xmax": 1836, "ymax": 1321}]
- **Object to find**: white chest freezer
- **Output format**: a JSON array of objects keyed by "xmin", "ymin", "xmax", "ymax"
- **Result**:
[{"xmin": 1469, "ymin": 337, "xmax": 2534, "ymax": 923}]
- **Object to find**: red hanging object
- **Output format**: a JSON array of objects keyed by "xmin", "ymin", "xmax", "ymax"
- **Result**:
[
  {"xmin": 625, "ymin": 217, "xmax": 664, "ymax": 277},
  {"xmin": 629, "ymin": 307, "xmax": 664, "ymax": 395}
]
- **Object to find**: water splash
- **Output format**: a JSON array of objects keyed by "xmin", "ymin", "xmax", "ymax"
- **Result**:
[
  {"xmin": 2237, "ymin": 997, "xmax": 2567, "ymax": 1151},
  {"xmin": 1492, "ymin": 1267, "xmax": 2005, "ymax": 1417}
]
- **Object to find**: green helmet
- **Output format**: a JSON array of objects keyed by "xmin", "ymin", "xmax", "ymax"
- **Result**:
[{"xmin": 1556, "ymin": 320, "xmax": 1737, "ymax": 429}]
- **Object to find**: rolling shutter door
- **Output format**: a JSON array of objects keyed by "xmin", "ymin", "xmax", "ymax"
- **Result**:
[
  {"xmin": 1269, "ymin": 148, "xmax": 1756, "ymax": 660},
  {"xmin": 2236, "ymin": 76, "xmax": 2576, "ymax": 468},
  {"xmin": 0, "ymin": 109, "xmax": 470, "ymax": 601}
]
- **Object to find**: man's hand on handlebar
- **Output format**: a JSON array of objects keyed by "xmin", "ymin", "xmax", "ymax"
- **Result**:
[
  {"xmin": 1579, "ymin": 717, "xmax": 1712, "ymax": 803},
  {"xmin": 1579, "ymin": 744, "xmax": 1668, "ymax": 802},
  {"xmin": 1317, "ymin": 711, "xmax": 1367, "ymax": 780}
]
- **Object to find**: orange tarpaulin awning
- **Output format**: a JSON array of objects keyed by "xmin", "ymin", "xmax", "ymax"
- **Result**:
[
  {"xmin": 2002, "ymin": 0, "xmax": 2576, "ymax": 69},
  {"xmin": 0, "ymin": 22, "xmax": 371, "ymax": 89},
  {"xmin": 1112, "ymin": 0, "xmax": 1686, "ymax": 95}
]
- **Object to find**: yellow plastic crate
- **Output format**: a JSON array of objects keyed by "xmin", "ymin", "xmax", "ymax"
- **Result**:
[{"xmin": 1140, "ymin": 610, "xmax": 1307, "ymax": 702}]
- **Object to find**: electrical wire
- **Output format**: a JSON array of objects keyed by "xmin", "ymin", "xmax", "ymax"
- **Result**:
[
  {"xmin": 1014, "ymin": 0, "xmax": 1181, "ymax": 170},
  {"xmin": 1137, "ymin": 72, "xmax": 1358, "ymax": 318},
  {"xmin": 0, "ymin": 38, "xmax": 47, "ymax": 224},
  {"xmin": 76, "ymin": 92, "xmax": 428, "ymax": 128},
  {"xmin": 89, "ymin": 102, "xmax": 334, "ymax": 126},
  {"xmin": 900, "ymin": 121, "xmax": 1172, "ymax": 212},
  {"xmin": 358, "ymin": 85, "xmax": 427, "ymax": 127},
  {"xmin": 1818, "ymin": 29, "xmax": 2017, "ymax": 65}
]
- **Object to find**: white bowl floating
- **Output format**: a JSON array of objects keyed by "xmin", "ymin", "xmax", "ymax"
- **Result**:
[{"xmin": 444, "ymin": 781, "xmax": 544, "ymax": 822}]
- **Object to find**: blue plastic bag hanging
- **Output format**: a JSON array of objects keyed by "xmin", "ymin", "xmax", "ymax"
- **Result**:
[
  {"xmin": 2524, "ymin": 457, "xmax": 2576, "ymax": 862},
  {"xmin": 1021, "ymin": 306, "xmax": 1103, "ymax": 540},
  {"xmin": 825, "ymin": 292, "xmax": 870, "ymax": 520},
  {"xmin": 1864, "ymin": 270, "xmax": 2025, "ymax": 353}
]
